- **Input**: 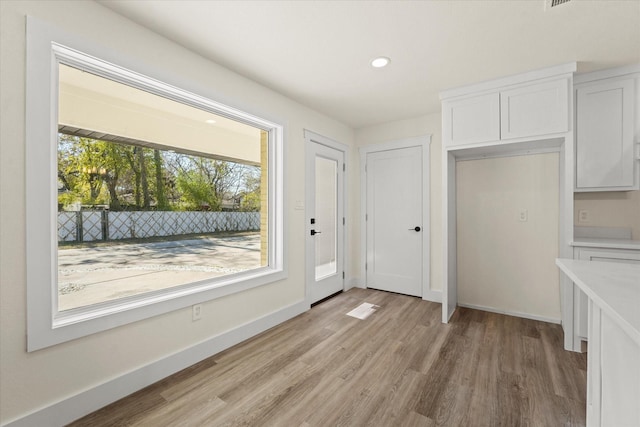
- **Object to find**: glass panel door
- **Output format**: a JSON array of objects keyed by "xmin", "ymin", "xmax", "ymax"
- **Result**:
[
  {"xmin": 315, "ymin": 156, "xmax": 338, "ymax": 280},
  {"xmin": 305, "ymin": 133, "xmax": 344, "ymax": 305}
]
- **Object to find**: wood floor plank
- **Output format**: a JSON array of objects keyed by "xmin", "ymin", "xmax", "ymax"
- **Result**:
[
  {"xmin": 68, "ymin": 289, "xmax": 587, "ymax": 427},
  {"xmin": 412, "ymin": 329, "xmax": 468, "ymax": 419},
  {"xmin": 217, "ymin": 327, "xmax": 335, "ymax": 403},
  {"xmin": 209, "ymin": 360, "xmax": 313, "ymax": 427},
  {"xmin": 66, "ymin": 383, "xmax": 167, "ymax": 427},
  {"xmin": 268, "ymin": 373, "xmax": 348, "ymax": 425},
  {"xmin": 130, "ymin": 395, "xmax": 226, "ymax": 427},
  {"xmin": 540, "ymin": 323, "xmax": 587, "ymax": 402},
  {"xmin": 363, "ymin": 368, "xmax": 427, "ymax": 425}
]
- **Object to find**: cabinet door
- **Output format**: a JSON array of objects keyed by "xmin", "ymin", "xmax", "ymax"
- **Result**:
[
  {"xmin": 599, "ymin": 309, "xmax": 640, "ymax": 426},
  {"xmin": 577, "ymin": 248, "xmax": 640, "ymax": 264},
  {"xmin": 575, "ymin": 78, "xmax": 635, "ymax": 190},
  {"xmin": 575, "ymin": 248, "xmax": 640, "ymax": 341},
  {"xmin": 500, "ymin": 79, "xmax": 570, "ymax": 139},
  {"xmin": 587, "ymin": 297, "xmax": 640, "ymax": 427},
  {"xmin": 442, "ymin": 93, "xmax": 500, "ymax": 146},
  {"xmin": 586, "ymin": 301, "xmax": 602, "ymax": 427}
]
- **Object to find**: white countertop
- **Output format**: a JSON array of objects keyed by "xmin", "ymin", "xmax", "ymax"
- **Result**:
[
  {"xmin": 571, "ymin": 238, "xmax": 640, "ymax": 251},
  {"xmin": 556, "ymin": 258, "xmax": 640, "ymax": 346}
]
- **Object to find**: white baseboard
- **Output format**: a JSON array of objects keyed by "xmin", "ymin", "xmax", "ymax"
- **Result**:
[
  {"xmin": 354, "ymin": 282, "xmax": 441, "ymax": 303},
  {"xmin": 345, "ymin": 277, "xmax": 362, "ymax": 290},
  {"xmin": 422, "ymin": 289, "xmax": 442, "ymax": 303},
  {"xmin": 3, "ymin": 300, "xmax": 309, "ymax": 427},
  {"xmin": 457, "ymin": 302, "xmax": 561, "ymax": 324}
]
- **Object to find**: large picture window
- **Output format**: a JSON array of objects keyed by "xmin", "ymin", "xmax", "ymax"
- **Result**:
[{"xmin": 26, "ymin": 19, "xmax": 284, "ymax": 351}]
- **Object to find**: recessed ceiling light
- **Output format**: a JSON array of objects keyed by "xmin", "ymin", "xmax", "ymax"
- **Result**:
[
  {"xmin": 205, "ymin": 119, "xmax": 216, "ymax": 124},
  {"xmin": 371, "ymin": 57, "xmax": 390, "ymax": 68}
]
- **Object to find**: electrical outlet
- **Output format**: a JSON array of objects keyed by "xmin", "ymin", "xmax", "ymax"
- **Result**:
[
  {"xmin": 578, "ymin": 210, "xmax": 590, "ymax": 223},
  {"xmin": 519, "ymin": 209, "xmax": 528, "ymax": 222},
  {"xmin": 192, "ymin": 304, "xmax": 202, "ymax": 321}
]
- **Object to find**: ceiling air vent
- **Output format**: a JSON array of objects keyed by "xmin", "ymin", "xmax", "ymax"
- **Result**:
[{"xmin": 545, "ymin": 0, "xmax": 571, "ymax": 9}]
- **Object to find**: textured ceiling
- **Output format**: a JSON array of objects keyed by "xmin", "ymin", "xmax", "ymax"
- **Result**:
[{"xmin": 99, "ymin": 0, "xmax": 640, "ymax": 129}]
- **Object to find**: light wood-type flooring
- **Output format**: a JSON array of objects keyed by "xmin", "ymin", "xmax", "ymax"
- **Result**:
[{"xmin": 68, "ymin": 288, "xmax": 587, "ymax": 426}]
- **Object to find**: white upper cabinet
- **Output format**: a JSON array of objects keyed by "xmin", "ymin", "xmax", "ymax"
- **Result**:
[
  {"xmin": 575, "ymin": 69, "xmax": 638, "ymax": 191},
  {"xmin": 442, "ymin": 93, "xmax": 499, "ymax": 146},
  {"xmin": 440, "ymin": 63, "xmax": 575, "ymax": 149},
  {"xmin": 501, "ymin": 79, "xmax": 569, "ymax": 139}
]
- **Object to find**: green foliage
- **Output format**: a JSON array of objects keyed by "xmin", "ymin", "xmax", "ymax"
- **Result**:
[
  {"xmin": 58, "ymin": 190, "xmax": 83, "ymax": 209},
  {"xmin": 239, "ymin": 191, "xmax": 261, "ymax": 212},
  {"xmin": 57, "ymin": 133, "xmax": 262, "ymax": 213},
  {"xmin": 176, "ymin": 169, "xmax": 220, "ymax": 210},
  {"xmin": 239, "ymin": 166, "xmax": 262, "ymax": 212}
]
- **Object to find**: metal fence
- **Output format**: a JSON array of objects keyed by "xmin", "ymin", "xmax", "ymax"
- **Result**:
[{"xmin": 58, "ymin": 211, "xmax": 261, "ymax": 242}]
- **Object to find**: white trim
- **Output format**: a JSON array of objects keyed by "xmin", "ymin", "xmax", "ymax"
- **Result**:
[
  {"xmin": 457, "ymin": 303, "xmax": 561, "ymax": 325},
  {"xmin": 303, "ymin": 130, "xmax": 349, "ymax": 305},
  {"xmin": 3, "ymin": 300, "xmax": 308, "ymax": 427},
  {"xmin": 443, "ymin": 137, "xmax": 573, "ymax": 330},
  {"xmin": 574, "ymin": 63, "xmax": 640, "ymax": 85},
  {"xmin": 358, "ymin": 135, "xmax": 432, "ymax": 300},
  {"xmin": 449, "ymin": 136, "xmax": 565, "ymax": 161},
  {"xmin": 422, "ymin": 288, "xmax": 442, "ymax": 303},
  {"xmin": 26, "ymin": 17, "xmax": 286, "ymax": 351},
  {"xmin": 442, "ymin": 150, "xmax": 458, "ymax": 322},
  {"xmin": 559, "ymin": 139, "xmax": 577, "ymax": 351},
  {"xmin": 454, "ymin": 147, "xmax": 561, "ymax": 162},
  {"xmin": 440, "ymin": 64, "xmax": 575, "ymax": 344},
  {"xmin": 346, "ymin": 278, "xmax": 362, "ymax": 290},
  {"xmin": 440, "ymin": 62, "xmax": 577, "ymax": 100}
]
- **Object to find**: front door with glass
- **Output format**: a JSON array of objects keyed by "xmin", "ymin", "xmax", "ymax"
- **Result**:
[{"xmin": 305, "ymin": 136, "xmax": 345, "ymax": 304}]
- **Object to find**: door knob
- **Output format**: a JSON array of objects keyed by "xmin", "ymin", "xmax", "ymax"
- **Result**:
[
  {"xmin": 310, "ymin": 230, "xmax": 322, "ymax": 236},
  {"xmin": 409, "ymin": 226, "xmax": 421, "ymax": 232}
]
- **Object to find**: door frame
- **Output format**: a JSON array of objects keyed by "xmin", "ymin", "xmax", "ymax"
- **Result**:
[
  {"xmin": 304, "ymin": 130, "xmax": 349, "ymax": 306},
  {"xmin": 359, "ymin": 136, "xmax": 436, "ymax": 301},
  {"xmin": 442, "ymin": 136, "xmax": 573, "ymax": 340}
]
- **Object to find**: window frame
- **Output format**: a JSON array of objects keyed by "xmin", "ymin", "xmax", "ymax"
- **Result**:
[{"xmin": 26, "ymin": 17, "xmax": 286, "ymax": 351}]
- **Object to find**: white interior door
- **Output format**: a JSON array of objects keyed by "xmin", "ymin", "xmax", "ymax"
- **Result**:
[
  {"xmin": 365, "ymin": 145, "xmax": 423, "ymax": 297},
  {"xmin": 306, "ymin": 134, "xmax": 345, "ymax": 304}
]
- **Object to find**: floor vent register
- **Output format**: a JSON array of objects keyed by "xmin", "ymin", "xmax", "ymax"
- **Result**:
[{"xmin": 346, "ymin": 302, "xmax": 380, "ymax": 320}]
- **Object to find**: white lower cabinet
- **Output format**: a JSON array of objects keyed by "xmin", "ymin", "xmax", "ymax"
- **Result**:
[
  {"xmin": 587, "ymin": 303, "xmax": 640, "ymax": 427},
  {"xmin": 556, "ymin": 260, "xmax": 640, "ymax": 427},
  {"xmin": 573, "ymin": 247, "xmax": 640, "ymax": 346}
]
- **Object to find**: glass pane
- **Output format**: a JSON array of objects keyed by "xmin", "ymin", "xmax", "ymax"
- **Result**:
[
  {"xmin": 315, "ymin": 156, "xmax": 337, "ymax": 280},
  {"xmin": 57, "ymin": 64, "xmax": 268, "ymax": 311}
]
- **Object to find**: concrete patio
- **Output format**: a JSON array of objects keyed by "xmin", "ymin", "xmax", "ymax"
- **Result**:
[{"xmin": 58, "ymin": 233, "xmax": 261, "ymax": 311}]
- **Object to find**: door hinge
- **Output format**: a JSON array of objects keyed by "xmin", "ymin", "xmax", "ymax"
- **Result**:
[
  {"xmin": 365, "ymin": 214, "xmax": 368, "ymax": 221},
  {"xmin": 343, "ymin": 217, "xmax": 345, "ymax": 225},
  {"xmin": 365, "ymin": 262, "xmax": 368, "ymax": 270},
  {"xmin": 343, "ymin": 163, "xmax": 345, "ymax": 172},
  {"xmin": 365, "ymin": 164, "xmax": 367, "ymax": 173},
  {"xmin": 342, "ymin": 271, "xmax": 345, "ymax": 279}
]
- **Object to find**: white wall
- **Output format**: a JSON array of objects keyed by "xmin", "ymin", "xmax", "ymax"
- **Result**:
[
  {"xmin": 354, "ymin": 114, "xmax": 443, "ymax": 294},
  {"xmin": 456, "ymin": 153, "xmax": 561, "ymax": 322},
  {"xmin": 574, "ymin": 190, "xmax": 640, "ymax": 239},
  {"xmin": 0, "ymin": 1, "xmax": 355, "ymax": 423}
]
